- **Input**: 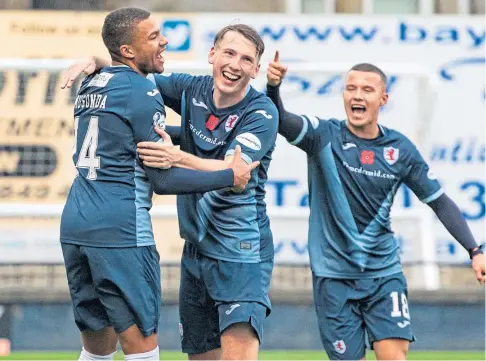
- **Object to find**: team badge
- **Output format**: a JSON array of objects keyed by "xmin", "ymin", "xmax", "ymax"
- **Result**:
[
  {"xmin": 153, "ymin": 112, "xmax": 165, "ymax": 129},
  {"xmin": 384, "ymin": 146, "xmax": 399, "ymax": 165},
  {"xmin": 332, "ymin": 340, "xmax": 346, "ymax": 354},
  {"xmin": 225, "ymin": 114, "xmax": 239, "ymax": 132},
  {"xmin": 206, "ymin": 114, "xmax": 219, "ymax": 131}
]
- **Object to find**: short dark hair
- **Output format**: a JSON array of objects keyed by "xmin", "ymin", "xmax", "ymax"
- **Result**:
[
  {"xmin": 102, "ymin": 7, "xmax": 151, "ymax": 60},
  {"xmin": 213, "ymin": 24, "xmax": 265, "ymax": 60},
  {"xmin": 348, "ymin": 63, "xmax": 388, "ymax": 86}
]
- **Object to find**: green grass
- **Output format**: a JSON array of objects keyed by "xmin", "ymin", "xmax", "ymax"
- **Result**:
[{"xmin": 0, "ymin": 351, "xmax": 484, "ymax": 360}]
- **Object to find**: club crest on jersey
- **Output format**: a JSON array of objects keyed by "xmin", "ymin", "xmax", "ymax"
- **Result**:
[
  {"xmin": 384, "ymin": 146, "xmax": 399, "ymax": 165},
  {"xmin": 206, "ymin": 114, "xmax": 219, "ymax": 131},
  {"xmin": 333, "ymin": 340, "xmax": 346, "ymax": 354},
  {"xmin": 153, "ymin": 112, "xmax": 166, "ymax": 129},
  {"xmin": 225, "ymin": 114, "xmax": 239, "ymax": 132}
]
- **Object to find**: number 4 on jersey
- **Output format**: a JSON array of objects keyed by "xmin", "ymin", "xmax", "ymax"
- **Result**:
[{"xmin": 74, "ymin": 116, "xmax": 101, "ymax": 180}]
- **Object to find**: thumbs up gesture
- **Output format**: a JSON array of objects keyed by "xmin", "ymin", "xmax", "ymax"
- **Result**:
[{"xmin": 267, "ymin": 50, "xmax": 288, "ymax": 87}]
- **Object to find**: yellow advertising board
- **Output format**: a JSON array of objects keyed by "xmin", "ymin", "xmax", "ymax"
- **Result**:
[
  {"xmin": 0, "ymin": 11, "xmax": 193, "ymax": 260},
  {"xmin": 0, "ymin": 10, "xmax": 192, "ymax": 203},
  {"xmin": 0, "ymin": 11, "xmax": 195, "ymax": 60}
]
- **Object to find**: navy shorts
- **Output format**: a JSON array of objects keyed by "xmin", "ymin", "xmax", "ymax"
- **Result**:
[
  {"xmin": 178, "ymin": 241, "xmax": 273, "ymax": 354},
  {"xmin": 61, "ymin": 243, "xmax": 161, "ymax": 337},
  {"xmin": 313, "ymin": 272, "xmax": 415, "ymax": 360}
]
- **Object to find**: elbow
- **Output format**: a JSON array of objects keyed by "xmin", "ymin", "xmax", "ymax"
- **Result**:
[
  {"xmin": 152, "ymin": 185, "xmax": 164, "ymax": 195},
  {"xmin": 152, "ymin": 184, "xmax": 170, "ymax": 195}
]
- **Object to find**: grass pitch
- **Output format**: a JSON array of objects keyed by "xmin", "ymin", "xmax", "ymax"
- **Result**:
[{"xmin": 0, "ymin": 350, "xmax": 484, "ymax": 360}]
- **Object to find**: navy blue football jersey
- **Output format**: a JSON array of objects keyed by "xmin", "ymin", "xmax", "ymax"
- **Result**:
[
  {"xmin": 290, "ymin": 117, "xmax": 443, "ymax": 278},
  {"xmin": 60, "ymin": 66, "xmax": 166, "ymax": 247},
  {"xmin": 150, "ymin": 73, "xmax": 278, "ymax": 262}
]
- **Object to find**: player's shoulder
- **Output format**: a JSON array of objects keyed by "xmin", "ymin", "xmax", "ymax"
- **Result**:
[
  {"xmin": 380, "ymin": 125, "xmax": 421, "ymax": 161},
  {"xmin": 380, "ymin": 125, "xmax": 415, "ymax": 147},
  {"xmin": 150, "ymin": 72, "xmax": 211, "ymax": 90},
  {"xmin": 83, "ymin": 66, "xmax": 150, "ymax": 92},
  {"xmin": 80, "ymin": 68, "xmax": 118, "ymax": 91},
  {"xmin": 303, "ymin": 115, "xmax": 342, "ymax": 132},
  {"xmin": 245, "ymin": 88, "xmax": 278, "ymax": 118},
  {"xmin": 121, "ymin": 69, "xmax": 158, "ymax": 91}
]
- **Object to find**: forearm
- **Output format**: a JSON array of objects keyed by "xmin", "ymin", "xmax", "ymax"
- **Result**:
[
  {"xmin": 428, "ymin": 194, "xmax": 478, "ymax": 251},
  {"xmin": 145, "ymin": 165, "xmax": 233, "ymax": 195},
  {"xmin": 94, "ymin": 56, "xmax": 111, "ymax": 70},
  {"xmin": 266, "ymin": 83, "xmax": 304, "ymax": 141},
  {"xmin": 178, "ymin": 152, "xmax": 229, "ymax": 171}
]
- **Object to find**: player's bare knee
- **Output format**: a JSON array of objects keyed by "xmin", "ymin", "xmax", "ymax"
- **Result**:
[
  {"xmin": 221, "ymin": 322, "xmax": 259, "ymax": 359},
  {"xmin": 82, "ymin": 328, "xmax": 118, "ymax": 355},
  {"xmin": 222, "ymin": 322, "xmax": 258, "ymax": 342},
  {"xmin": 374, "ymin": 339, "xmax": 409, "ymax": 360},
  {"xmin": 118, "ymin": 325, "xmax": 158, "ymax": 354}
]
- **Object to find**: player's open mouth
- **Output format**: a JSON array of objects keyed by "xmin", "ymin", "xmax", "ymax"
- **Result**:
[
  {"xmin": 222, "ymin": 71, "xmax": 241, "ymax": 82},
  {"xmin": 351, "ymin": 105, "xmax": 366, "ymax": 115},
  {"xmin": 156, "ymin": 50, "xmax": 165, "ymax": 62}
]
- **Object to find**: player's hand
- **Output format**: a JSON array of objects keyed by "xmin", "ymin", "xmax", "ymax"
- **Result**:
[
  {"xmin": 229, "ymin": 145, "xmax": 259, "ymax": 192},
  {"xmin": 267, "ymin": 50, "xmax": 288, "ymax": 87},
  {"xmin": 61, "ymin": 56, "xmax": 97, "ymax": 89},
  {"xmin": 471, "ymin": 252, "xmax": 485, "ymax": 285},
  {"xmin": 137, "ymin": 128, "xmax": 181, "ymax": 170}
]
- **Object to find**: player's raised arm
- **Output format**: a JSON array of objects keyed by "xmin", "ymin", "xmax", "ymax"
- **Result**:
[
  {"xmin": 61, "ymin": 56, "xmax": 110, "ymax": 89},
  {"xmin": 266, "ymin": 51, "xmax": 326, "ymax": 154},
  {"xmin": 402, "ymin": 142, "xmax": 485, "ymax": 285},
  {"xmin": 266, "ymin": 50, "xmax": 301, "ymax": 141}
]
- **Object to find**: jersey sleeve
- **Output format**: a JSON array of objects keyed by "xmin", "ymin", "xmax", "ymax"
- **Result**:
[
  {"xmin": 402, "ymin": 142, "xmax": 444, "ymax": 203},
  {"xmin": 225, "ymin": 104, "xmax": 278, "ymax": 164},
  {"xmin": 148, "ymin": 73, "xmax": 195, "ymax": 114},
  {"xmin": 289, "ymin": 115, "xmax": 334, "ymax": 154},
  {"xmin": 124, "ymin": 79, "xmax": 166, "ymax": 143}
]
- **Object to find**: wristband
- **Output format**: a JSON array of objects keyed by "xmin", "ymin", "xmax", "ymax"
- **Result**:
[{"xmin": 469, "ymin": 244, "xmax": 484, "ymax": 259}]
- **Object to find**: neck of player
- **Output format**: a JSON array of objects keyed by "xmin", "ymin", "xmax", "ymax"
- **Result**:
[
  {"xmin": 213, "ymin": 87, "xmax": 246, "ymax": 109},
  {"xmin": 112, "ymin": 60, "xmax": 148, "ymax": 77},
  {"xmin": 346, "ymin": 121, "xmax": 380, "ymax": 139}
]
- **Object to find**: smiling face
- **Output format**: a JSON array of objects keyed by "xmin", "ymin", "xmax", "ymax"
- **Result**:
[
  {"xmin": 208, "ymin": 28, "xmax": 263, "ymax": 108},
  {"xmin": 343, "ymin": 69, "xmax": 388, "ymax": 134},
  {"xmin": 123, "ymin": 15, "xmax": 168, "ymax": 75}
]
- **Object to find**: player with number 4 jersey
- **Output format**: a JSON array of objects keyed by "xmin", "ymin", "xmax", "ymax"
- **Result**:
[
  {"xmin": 59, "ymin": 9, "xmax": 257, "ymax": 361},
  {"xmin": 266, "ymin": 52, "xmax": 485, "ymax": 361}
]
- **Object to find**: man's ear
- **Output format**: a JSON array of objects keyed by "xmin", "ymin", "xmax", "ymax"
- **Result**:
[
  {"xmin": 208, "ymin": 47, "xmax": 216, "ymax": 64},
  {"xmin": 380, "ymin": 92, "xmax": 389, "ymax": 107},
  {"xmin": 120, "ymin": 45, "xmax": 135, "ymax": 59},
  {"xmin": 251, "ymin": 63, "xmax": 261, "ymax": 79}
]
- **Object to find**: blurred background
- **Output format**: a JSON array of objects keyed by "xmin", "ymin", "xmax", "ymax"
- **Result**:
[{"xmin": 0, "ymin": 0, "xmax": 484, "ymax": 357}]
